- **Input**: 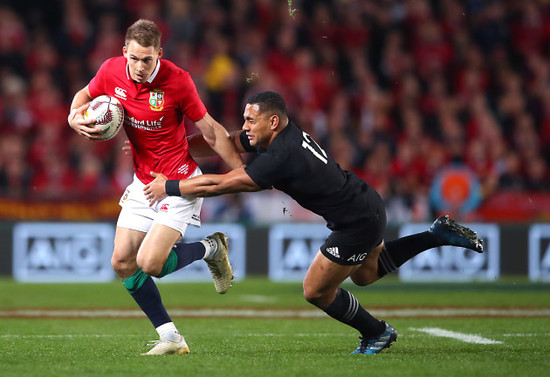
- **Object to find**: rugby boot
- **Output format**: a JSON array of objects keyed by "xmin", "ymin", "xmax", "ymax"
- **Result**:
[
  {"xmin": 429, "ymin": 215, "xmax": 484, "ymax": 253},
  {"xmin": 204, "ymin": 232, "xmax": 233, "ymax": 294},
  {"xmin": 142, "ymin": 335, "xmax": 189, "ymax": 355},
  {"xmin": 352, "ymin": 321, "xmax": 397, "ymax": 355}
]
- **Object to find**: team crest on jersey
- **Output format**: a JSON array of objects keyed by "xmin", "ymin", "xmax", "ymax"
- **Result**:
[{"xmin": 149, "ymin": 90, "xmax": 164, "ymax": 111}]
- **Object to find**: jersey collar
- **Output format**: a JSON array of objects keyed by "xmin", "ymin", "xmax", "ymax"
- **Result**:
[
  {"xmin": 147, "ymin": 59, "xmax": 161, "ymax": 83},
  {"xmin": 125, "ymin": 59, "xmax": 161, "ymax": 83}
]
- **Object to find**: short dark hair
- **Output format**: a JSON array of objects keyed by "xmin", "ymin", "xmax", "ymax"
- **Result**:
[
  {"xmin": 125, "ymin": 19, "xmax": 161, "ymax": 49},
  {"xmin": 246, "ymin": 91, "xmax": 288, "ymax": 120}
]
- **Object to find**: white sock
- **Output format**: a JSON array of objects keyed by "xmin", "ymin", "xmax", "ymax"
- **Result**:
[
  {"xmin": 156, "ymin": 322, "xmax": 181, "ymax": 342},
  {"xmin": 201, "ymin": 237, "xmax": 218, "ymax": 260}
]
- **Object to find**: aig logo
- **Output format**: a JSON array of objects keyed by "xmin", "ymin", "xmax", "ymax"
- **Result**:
[
  {"xmin": 268, "ymin": 224, "xmax": 331, "ymax": 281},
  {"xmin": 528, "ymin": 224, "xmax": 550, "ymax": 282},
  {"xmin": 347, "ymin": 253, "xmax": 368, "ymax": 263},
  {"xmin": 12, "ymin": 223, "xmax": 115, "ymax": 282},
  {"xmin": 398, "ymin": 223, "xmax": 500, "ymax": 282}
]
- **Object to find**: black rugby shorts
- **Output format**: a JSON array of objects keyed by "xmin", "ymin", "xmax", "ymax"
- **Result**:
[{"xmin": 320, "ymin": 198, "xmax": 386, "ymax": 266}]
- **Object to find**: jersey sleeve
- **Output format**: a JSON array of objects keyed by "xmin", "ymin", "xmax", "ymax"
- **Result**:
[
  {"xmin": 245, "ymin": 151, "xmax": 288, "ymax": 190},
  {"xmin": 179, "ymin": 71, "xmax": 207, "ymax": 122},
  {"xmin": 88, "ymin": 59, "xmax": 111, "ymax": 98}
]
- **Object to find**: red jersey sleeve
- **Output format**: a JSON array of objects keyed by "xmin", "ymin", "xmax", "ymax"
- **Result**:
[
  {"xmin": 179, "ymin": 71, "xmax": 207, "ymax": 122},
  {"xmin": 88, "ymin": 58, "xmax": 114, "ymax": 98}
]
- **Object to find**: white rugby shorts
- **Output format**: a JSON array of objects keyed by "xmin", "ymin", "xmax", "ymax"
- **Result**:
[{"xmin": 116, "ymin": 168, "xmax": 203, "ymax": 236}]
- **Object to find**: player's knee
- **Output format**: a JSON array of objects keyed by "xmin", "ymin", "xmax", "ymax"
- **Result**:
[
  {"xmin": 303, "ymin": 291, "xmax": 321, "ymax": 306},
  {"xmin": 136, "ymin": 253, "xmax": 162, "ymax": 277},
  {"xmin": 111, "ymin": 253, "xmax": 133, "ymax": 277},
  {"xmin": 303, "ymin": 285, "xmax": 328, "ymax": 307}
]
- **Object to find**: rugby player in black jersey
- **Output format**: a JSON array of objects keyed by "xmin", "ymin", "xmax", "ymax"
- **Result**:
[{"xmin": 144, "ymin": 91, "xmax": 484, "ymax": 355}]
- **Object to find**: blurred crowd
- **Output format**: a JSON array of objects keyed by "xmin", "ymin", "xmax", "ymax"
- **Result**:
[{"xmin": 1, "ymin": 0, "xmax": 550, "ymax": 221}]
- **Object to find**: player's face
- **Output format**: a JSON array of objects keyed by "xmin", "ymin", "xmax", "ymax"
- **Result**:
[
  {"xmin": 242, "ymin": 103, "xmax": 275, "ymax": 149},
  {"xmin": 123, "ymin": 40, "xmax": 163, "ymax": 83}
]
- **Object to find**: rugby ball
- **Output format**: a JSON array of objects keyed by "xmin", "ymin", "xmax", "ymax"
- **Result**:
[{"xmin": 84, "ymin": 95, "xmax": 124, "ymax": 140}]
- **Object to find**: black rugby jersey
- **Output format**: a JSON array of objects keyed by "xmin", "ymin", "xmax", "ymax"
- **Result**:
[{"xmin": 241, "ymin": 122, "xmax": 381, "ymax": 232}]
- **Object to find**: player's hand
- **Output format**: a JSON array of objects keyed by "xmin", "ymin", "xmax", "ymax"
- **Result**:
[
  {"xmin": 67, "ymin": 103, "xmax": 104, "ymax": 140},
  {"xmin": 122, "ymin": 140, "xmax": 132, "ymax": 155},
  {"xmin": 144, "ymin": 171, "xmax": 169, "ymax": 206}
]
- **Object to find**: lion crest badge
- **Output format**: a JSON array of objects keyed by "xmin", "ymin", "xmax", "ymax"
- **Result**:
[{"xmin": 149, "ymin": 90, "xmax": 164, "ymax": 111}]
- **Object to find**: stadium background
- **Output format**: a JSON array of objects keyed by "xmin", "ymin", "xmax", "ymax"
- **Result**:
[{"xmin": 0, "ymin": 0, "xmax": 549, "ymax": 281}]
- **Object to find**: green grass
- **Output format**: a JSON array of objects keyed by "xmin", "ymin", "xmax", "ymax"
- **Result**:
[
  {"xmin": 1, "ymin": 277, "xmax": 548, "ymax": 309},
  {"xmin": 0, "ymin": 278, "xmax": 549, "ymax": 377}
]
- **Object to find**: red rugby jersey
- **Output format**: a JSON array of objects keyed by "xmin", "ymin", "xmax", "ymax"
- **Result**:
[{"xmin": 88, "ymin": 56, "xmax": 207, "ymax": 184}]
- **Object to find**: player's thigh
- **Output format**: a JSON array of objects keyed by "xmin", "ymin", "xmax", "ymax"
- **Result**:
[
  {"xmin": 112, "ymin": 226, "xmax": 147, "ymax": 278},
  {"xmin": 303, "ymin": 251, "xmax": 358, "ymax": 305},
  {"xmin": 350, "ymin": 241, "xmax": 384, "ymax": 286},
  {"xmin": 136, "ymin": 223, "xmax": 182, "ymax": 274}
]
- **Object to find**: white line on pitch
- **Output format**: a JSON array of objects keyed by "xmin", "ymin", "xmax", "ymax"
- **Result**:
[{"xmin": 409, "ymin": 327, "xmax": 503, "ymax": 344}]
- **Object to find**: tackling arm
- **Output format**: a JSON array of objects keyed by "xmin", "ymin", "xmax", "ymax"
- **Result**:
[{"xmin": 144, "ymin": 168, "xmax": 261, "ymax": 206}]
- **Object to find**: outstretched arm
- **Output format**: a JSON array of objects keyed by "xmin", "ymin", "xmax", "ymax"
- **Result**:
[
  {"xmin": 187, "ymin": 130, "xmax": 246, "ymax": 158},
  {"xmin": 194, "ymin": 113, "xmax": 244, "ymax": 168},
  {"xmin": 144, "ymin": 167, "xmax": 261, "ymax": 206}
]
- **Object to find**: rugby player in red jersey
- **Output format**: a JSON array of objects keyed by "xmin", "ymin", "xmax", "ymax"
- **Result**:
[{"xmin": 68, "ymin": 19, "xmax": 243, "ymax": 355}]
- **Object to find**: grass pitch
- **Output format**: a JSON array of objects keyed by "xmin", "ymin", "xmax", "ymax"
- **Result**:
[{"xmin": 0, "ymin": 278, "xmax": 549, "ymax": 377}]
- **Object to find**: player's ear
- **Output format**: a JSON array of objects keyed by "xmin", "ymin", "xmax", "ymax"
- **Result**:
[
  {"xmin": 122, "ymin": 45, "xmax": 127, "ymax": 57},
  {"xmin": 157, "ymin": 47, "xmax": 163, "ymax": 59},
  {"xmin": 269, "ymin": 114, "xmax": 279, "ymax": 129}
]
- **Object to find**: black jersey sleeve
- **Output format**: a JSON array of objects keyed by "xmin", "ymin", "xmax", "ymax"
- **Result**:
[
  {"xmin": 245, "ymin": 150, "xmax": 289, "ymax": 190},
  {"xmin": 240, "ymin": 130, "xmax": 281, "ymax": 189}
]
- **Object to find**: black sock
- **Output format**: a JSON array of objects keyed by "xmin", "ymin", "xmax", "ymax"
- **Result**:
[
  {"xmin": 378, "ymin": 231, "xmax": 443, "ymax": 277},
  {"xmin": 158, "ymin": 241, "xmax": 207, "ymax": 278},
  {"xmin": 131, "ymin": 276, "xmax": 172, "ymax": 328},
  {"xmin": 173, "ymin": 241, "xmax": 206, "ymax": 270},
  {"xmin": 323, "ymin": 288, "xmax": 385, "ymax": 338}
]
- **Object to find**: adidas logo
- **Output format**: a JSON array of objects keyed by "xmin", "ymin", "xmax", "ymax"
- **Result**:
[{"xmin": 326, "ymin": 247, "xmax": 340, "ymax": 258}]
